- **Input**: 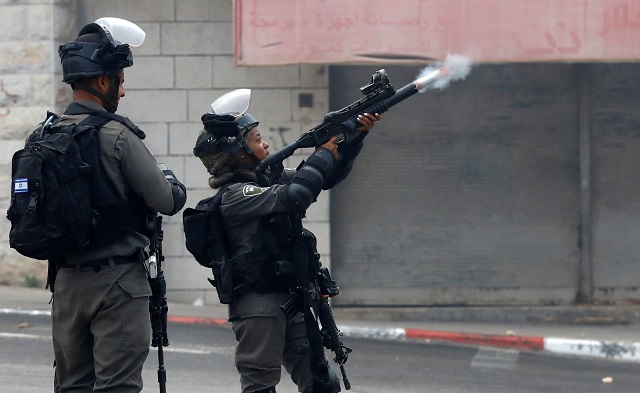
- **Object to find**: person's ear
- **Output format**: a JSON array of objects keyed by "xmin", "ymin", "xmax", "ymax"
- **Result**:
[{"xmin": 95, "ymin": 75, "xmax": 111, "ymax": 94}]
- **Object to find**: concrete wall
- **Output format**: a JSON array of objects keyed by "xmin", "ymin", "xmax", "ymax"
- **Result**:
[
  {"xmin": 0, "ymin": 0, "xmax": 75, "ymax": 286},
  {"xmin": 0, "ymin": 0, "xmax": 331, "ymax": 304}
]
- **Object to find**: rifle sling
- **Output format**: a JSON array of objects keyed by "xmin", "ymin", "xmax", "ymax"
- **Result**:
[{"xmin": 293, "ymin": 231, "xmax": 331, "ymax": 383}]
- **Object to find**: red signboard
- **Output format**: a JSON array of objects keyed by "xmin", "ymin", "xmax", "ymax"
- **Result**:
[{"xmin": 234, "ymin": 0, "xmax": 640, "ymax": 65}]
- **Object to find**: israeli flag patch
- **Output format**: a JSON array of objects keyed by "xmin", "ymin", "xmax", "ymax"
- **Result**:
[{"xmin": 14, "ymin": 178, "xmax": 29, "ymax": 193}]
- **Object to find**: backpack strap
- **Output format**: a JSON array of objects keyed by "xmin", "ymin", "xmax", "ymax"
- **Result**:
[
  {"xmin": 94, "ymin": 111, "xmax": 146, "ymax": 140},
  {"xmin": 71, "ymin": 113, "xmax": 112, "ymax": 137},
  {"xmin": 41, "ymin": 110, "xmax": 117, "ymax": 140},
  {"xmin": 70, "ymin": 113, "xmax": 150, "ymax": 245},
  {"xmin": 70, "ymin": 102, "xmax": 147, "ymax": 139}
]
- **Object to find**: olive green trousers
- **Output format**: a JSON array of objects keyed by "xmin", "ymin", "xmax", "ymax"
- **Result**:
[{"xmin": 52, "ymin": 260, "xmax": 151, "ymax": 393}]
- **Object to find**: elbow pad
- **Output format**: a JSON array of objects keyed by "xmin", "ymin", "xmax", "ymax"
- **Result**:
[
  {"xmin": 285, "ymin": 148, "xmax": 335, "ymax": 212},
  {"xmin": 323, "ymin": 136, "xmax": 365, "ymax": 189},
  {"xmin": 161, "ymin": 167, "xmax": 187, "ymax": 215}
]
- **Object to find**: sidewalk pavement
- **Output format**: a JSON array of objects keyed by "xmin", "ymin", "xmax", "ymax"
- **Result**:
[{"xmin": 2, "ymin": 285, "xmax": 640, "ymax": 363}]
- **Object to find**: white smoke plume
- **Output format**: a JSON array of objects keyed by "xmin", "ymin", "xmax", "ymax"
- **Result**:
[{"xmin": 417, "ymin": 54, "xmax": 473, "ymax": 92}]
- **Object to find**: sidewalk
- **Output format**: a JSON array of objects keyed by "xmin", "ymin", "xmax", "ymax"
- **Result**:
[{"xmin": 2, "ymin": 285, "xmax": 640, "ymax": 363}]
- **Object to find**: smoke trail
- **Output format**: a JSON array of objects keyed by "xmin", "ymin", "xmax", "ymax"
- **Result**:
[{"xmin": 417, "ymin": 54, "xmax": 472, "ymax": 92}]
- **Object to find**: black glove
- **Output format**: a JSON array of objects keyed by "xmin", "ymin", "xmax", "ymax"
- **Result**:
[{"xmin": 158, "ymin": 164, "xmax": 187, "ymax": 214}]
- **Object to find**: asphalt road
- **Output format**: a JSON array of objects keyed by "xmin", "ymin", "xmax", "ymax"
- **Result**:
[{"xmin": 1, "ymin": 312, "xmax": 639, "ymax": 393}]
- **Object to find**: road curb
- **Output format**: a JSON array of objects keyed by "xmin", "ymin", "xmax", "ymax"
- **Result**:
[
  {"xmin": 168, "ymin": 315, "xmax": 228, "ymax": 327},
  {"xmin": 166, "ymin": 315, "xmax": 640, "ymax": 363},
  {"xmin": 543, "ymin": 337, "xmax": 640, "ymax": 362},
  {"xmin": 4, "ymin": 308, "xmax": 639, "ymax": 363},
  {"xmin": 339, "ymin": 324, "xmax": 640, "ymax": 363}
]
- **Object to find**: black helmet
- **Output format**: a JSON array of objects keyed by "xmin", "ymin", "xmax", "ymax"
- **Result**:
[
  {"xmin": 193, "ymin": 114, "xmax": 244, "ymax": 157},
  {"xmin": 193, "ymin": 89, "xmax": 260, "ymax": 159},
  {"xmin": 59, "ymin": 17, "xmax": 145, "ymax": 83}
]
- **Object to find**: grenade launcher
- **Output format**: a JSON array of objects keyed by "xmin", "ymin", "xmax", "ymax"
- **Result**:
[{"xmin": 254, "ymin": 65, "xmax": 460, "ymax": 186}]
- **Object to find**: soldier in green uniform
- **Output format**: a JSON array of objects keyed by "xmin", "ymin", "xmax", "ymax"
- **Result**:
[{"xmin": 50, "ymin": 18, "xmax": 187, "ymax": 392}]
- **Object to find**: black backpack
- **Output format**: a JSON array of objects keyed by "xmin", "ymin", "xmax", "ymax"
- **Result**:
[
  {"xmin": 7, "ymin": 111, "xmax": 147, "ymax": 261},
  {"xmin": 7, "ymin": 113, "xmax": 108, "ymax": 260},
  {"xmin": 183, "ymin": 187, "xmax": 235, "ymax": 303}
]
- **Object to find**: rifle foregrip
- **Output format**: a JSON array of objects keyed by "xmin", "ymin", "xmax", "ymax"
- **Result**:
[{"xmin": 342, "ymin": 100, "xmax": 389, "ymax": 132}]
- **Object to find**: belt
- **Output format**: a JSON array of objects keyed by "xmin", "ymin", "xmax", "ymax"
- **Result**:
[{"xmin": 58, "ymin": 251, "xmax": 143, "ymax": 272}]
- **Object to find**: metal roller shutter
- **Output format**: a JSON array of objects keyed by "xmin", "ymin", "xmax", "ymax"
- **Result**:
[
  {"xmin": 329, "ymin": 63, "xmax": 581, "ymax": 306},
  {"xmin": 590, "ymin": 63, "xmax": 640, "ymax": 304}
]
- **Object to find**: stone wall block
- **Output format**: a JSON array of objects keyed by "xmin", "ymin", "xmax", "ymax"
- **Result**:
[
  {"xmin": 0, "ymin": 140, "xmax": 25, "ymax": 165},
  {"xmin": 0, "ymin": 106, "xmax": 50, "ymax": 136},
  {"xmin": 169, "ymin": 121, "xmax": 202, "ymax": 155},
  {"xmin": 81, "ymin": 0, "xmax": 175, "ymax": 22},
  {"xmin": 125, "ymin": 56, "xmax": 174, "ymax": 89},
  {"xmin": 0, "ymin": 5, "xmax": 27, "ymax": 40},
  {"xmin": 300, "ymin": 64, "xmax": 328, "ymax": 88},
  {"xmin": 176, "ymin": 0, "xmax": 232, "ymax": 22},
  {"xmin": 117, "ymin": 90, "xmax": 187, "ymax": 123},
  {"xmin": 53, "ymin": 2, "xmax": 75, "ymax": 41},
  {"xmin": 187, "ymin": 89, "xmax": 224, "ymax": 122},
  {"xmin": 162, "ymin": 22, "xmax": 232, "ymax": 55},
  {"xmin": 138, "ymin": 122, "xmax": 169, "ymax": 156},
  {"xmin": 258, "ymin": 121, "xmax": 303, "ymax": 153},
  {"xmin": 291, "ymin": 88, "xmax": 329, "ymax": 124},
  {"xmin": 208, "ymin": 0, "xmax": 233, "ymax": 22},
  {"xmin": 0, "ymin": 42, "xmax": 51, "ymax": 74},
  {"xmin": 184, "ymin": 154, "xmax": 211, "ymax": 189},
  {"xmin": 133, "ymin": 23, "xmax": 161, "ymax": 56},
  {"xmin": 161, "ymin": 221, "xmax": 184, "ymax": 257},
  {"xmin": 53, "ymin": 76, "xmax": 72, "ymax": 111},
  {"xmin": 249, "ymin": 88, "xmax": 292, "ymax": 122},
  {"xmin": 176, "ymin": 56, "xmax": 212, "ymax": 89},
  {"xmin": 32, "ymin": 74, "xmax": 53, "ymax": 106},
  {"xmin": 27, "ymin": 4, "xmax": 54, "ymax": 40},
  {"xmin": 0, "ymin": 74, "xmax": 31, "ymax": 106},
  {"xmin": 213, "ymin": 56, "xmax": 300, "ymax": 88}
]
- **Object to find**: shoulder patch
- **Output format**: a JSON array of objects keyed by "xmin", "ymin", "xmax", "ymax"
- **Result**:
[{"xmin": 242, "ymin": 185, "xmax": 267, "ymax": 196}]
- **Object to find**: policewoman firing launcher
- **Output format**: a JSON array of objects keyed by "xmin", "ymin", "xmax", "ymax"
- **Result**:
[
  {"xmin": 184, "ymin": 57, "xmax": 471, "ymax": 393},
  {"xmin": 185, "ymin": 88, "xmax": 379, "ymax": 393}
]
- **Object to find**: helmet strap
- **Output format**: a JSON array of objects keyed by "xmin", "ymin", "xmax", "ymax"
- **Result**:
[
  {"xmin": 104, "ymin": 74, "xmax": 121, "ymax": 113},
  {"xmin": 243, "ymin": 145, "xmax": 262, "ymax": 165},
  {"xmin": 76, "ymin": 74, "xmax": 120, "ymax": 113},
  {"xmin": 227, "ymin": 144, "xmax": 261, "ymax": 171}
]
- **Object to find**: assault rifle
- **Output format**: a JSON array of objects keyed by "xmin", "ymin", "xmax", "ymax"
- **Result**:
[
  {"xmin": 147, "ymin": 214, "xmax": 169, "ymax": 393},
  {"xmin": 255, "ymin": 66, "xmax": 452, "ymax": 186},
  {"xmin": 280, "ymin": 243, "xmax": 352, "ymax": 390},
  {"xmin": 316, "ymin": 262, "xmax": 352, "ymax": 390}
]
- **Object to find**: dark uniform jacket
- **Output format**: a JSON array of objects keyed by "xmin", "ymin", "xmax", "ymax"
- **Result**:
[
  {"xmin": 219, "ymin": 132, "xmax": 367, "ymax": 294},
  {"xmin": 219, "ymin": 169, "xmax": 298, "ymax": 292}
]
